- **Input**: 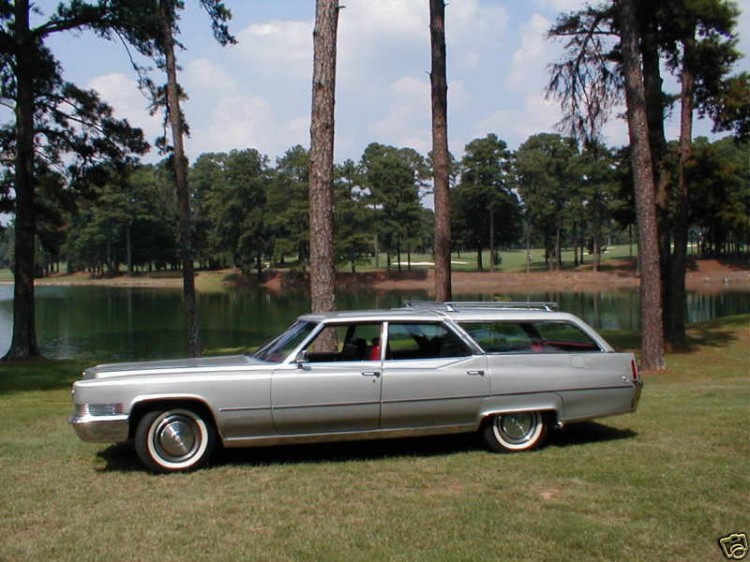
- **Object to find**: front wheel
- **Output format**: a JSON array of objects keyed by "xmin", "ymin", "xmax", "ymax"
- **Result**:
[
  {"xmin": 482, "ymin": 411, "xmax": 547, "ymax": 453},
  {"xmin": 135, "ymin": 408, "xmax": 216, "ymax": 473}
]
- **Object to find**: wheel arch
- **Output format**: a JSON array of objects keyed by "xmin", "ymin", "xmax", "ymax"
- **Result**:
[
  {"xmin": 475, "ymin": 393, "xmax": 563, "ymax": 430},
  {"xmin": 128, "ymin": 396, "xmax": 219, "ymax": 441}
]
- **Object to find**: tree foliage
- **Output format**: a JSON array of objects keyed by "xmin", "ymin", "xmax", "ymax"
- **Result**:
[
  {"xmin": 453, "ymin": 134, "xmax": 521, "ymax": 271},
  {"xmin": 0, "ymin": 0, "xmax": 148, "ymax": 359}
]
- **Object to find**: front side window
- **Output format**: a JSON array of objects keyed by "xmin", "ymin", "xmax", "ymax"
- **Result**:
[
  {"xmin": 386, "ymin": 323, "xmax": 471, "ymax": 360},
  {"xmin": 303, "ymin": 322, "xmax": 382, "ymax": 362}
]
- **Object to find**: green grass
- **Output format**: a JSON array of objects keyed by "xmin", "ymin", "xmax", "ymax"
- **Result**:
[
  {"xmin": 352, "ymin": 244, "xmax": 637, "ymax": 273},
  {"xmin": 0, "ymin": 245, "xmax": 636, "ymax": 283},
  {"xmin": 1, "ymin": 316, "xmax": 748, "ymax": 561}
]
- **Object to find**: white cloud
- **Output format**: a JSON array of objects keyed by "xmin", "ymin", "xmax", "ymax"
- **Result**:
[
  {"xmin": 474, "ymin": 94, "xmax": 560, "ymax": 146},
  {"xmin": 340, "ymin": 0, "xmax": 428, "ymax": 44},
  {"xmin": 184, "ymin": 58, "xmax": 239, "ymax": 93},
  {"xmin": 338, "ymin": 0, "xmax": 509, "ymax": 82},
  {"xmin": 533, "ymin": 0, "xmax": 588, "ymax": 13},
  {"xmin": 506, "ymin": 13, "xmax": 552, "ymax": 93},
  {"xmin": 446, "ymin": 1, "xmax": 509, "ymax": 69},
  {"xmin": 189, "ymin": 94, "xmax": 308, "ymax": 155},
  {"xmin": 369, "ymin": 75, "xmax": 431, "ymax": 150},
  {"xmin": 365, "ymin": 74, "xmax": 471, "ymax": 155},
  {"xmin": 448, "ymin": 79, "xmax": 471, "ymax": 111},
  {"xmin": 87, "ymin": 73, "xmax": 162, "ymax": 142},
  {"xmin": 234, "ymin": 19, "xmax": 313, "ymax": 77},
  {"xmin": 737, "ymin": 5, "xmax": 750, "ymax": 71}
]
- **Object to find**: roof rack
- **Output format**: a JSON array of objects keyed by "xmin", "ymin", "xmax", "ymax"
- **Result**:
[{"xmin": 403, "ymin": 301, "xmax": 559, "ymax": 312}]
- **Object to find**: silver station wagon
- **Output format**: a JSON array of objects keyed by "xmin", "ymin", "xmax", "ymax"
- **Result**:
[{"xmin": 70, "ymin": 302, "xmax": 643, "ymax": 473}]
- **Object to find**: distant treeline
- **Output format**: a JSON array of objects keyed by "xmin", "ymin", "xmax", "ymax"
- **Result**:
[{"xmin": 3, "ymin": 133, "xmax": 747, "ymax": 278}]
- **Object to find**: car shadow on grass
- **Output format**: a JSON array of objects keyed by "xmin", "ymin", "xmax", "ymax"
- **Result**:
[
  {"xmin": 550, "ymin": 421, "xmax": 638, "ymax": 449},
  {"xmin": 215, "ymin": 433, "xmax": 482, "ymax": 468},
  {"xmin": 95, "ymin": 421, "xmax": 638, "ymax": 473},
  {"xmin": 96, "ymin": 442, "xmax": 143, "ymax": 472},
  {"xmin": 214, "ymin": 421, "xmax": 638, "ymax": 469}
]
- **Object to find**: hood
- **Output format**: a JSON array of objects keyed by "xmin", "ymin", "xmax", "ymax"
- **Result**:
[{"xmin": 83, "ymin": 354, "xmax": 268, "ymax": 380}]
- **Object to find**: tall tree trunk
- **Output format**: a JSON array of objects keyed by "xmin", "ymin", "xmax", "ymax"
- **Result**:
[
  {"xmin": 640, "ymin": 2, "xmax": 673, "ymax": 341},
  {"xmin": 525, "ymin": 215, "xmax": 532, "ymax": 274},
  {"xmin": 309, "ymin": 0, "xmax": 338, "ymax": 318},
  {"xmin": 618, "ymin": 0, "xmax": 665, "ymax": 370},
  {"xmin": 161, "ymin": 3, "xmax": 199, "ymax": 357},
  {"xmin": 5, "ymin": 0, "xmax": 40, "ymax": 360},
  {"xmin": 489, "ymin": 210, "xmax": 496, "ymax": 273},
  {"xmin": 126, "ymin": 219, "xmax": 133, "ymax": 277},
  {"xmin": 671, "ymin": 35, "xmax": 696, "ymax": 347},
  {"xmin": 430, "ymin": 0, "xmax": 452, "ymax": 301}
]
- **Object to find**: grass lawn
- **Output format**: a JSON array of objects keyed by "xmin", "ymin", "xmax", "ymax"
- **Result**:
[
  {"xmin": 0, "ymin": 316, "xmax": 747, "ymax": 562},
  {"xmin": 301, "ymin": 244, "xmax": 638, "ymax": 274}
]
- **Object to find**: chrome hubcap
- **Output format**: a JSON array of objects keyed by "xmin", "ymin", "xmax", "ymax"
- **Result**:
[
  {"xmin": 498, "ymin": 413, "xmax": 536, "ymax": 443},
  {"xmin": 154, "ymin": 414, "xmax": 198, "ymax": 460}
]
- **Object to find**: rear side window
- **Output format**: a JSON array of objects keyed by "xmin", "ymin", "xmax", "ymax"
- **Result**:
[
  {"xmin": 386, "ymin": 323, "xmax": 471, "ymax": 360},
  {"xmin": 459, "ymin": 321, "xmax": 601, "ymax": 354},
  {"xmin": 459, "ymin": 323, "xmax": 534, "ymax": 353},
  {"xmin": 533, "ymin": 322, "xmax": 600, "ymax": 352}
]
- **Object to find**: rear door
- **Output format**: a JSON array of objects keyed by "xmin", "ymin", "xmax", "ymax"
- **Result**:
[
  {"xmin": 380, "ymin": 321, "xmax": 489, "ymax": 430},
  {"xmin": 460, "ymin": 320, "xmax": 637, "ymax": 421}
]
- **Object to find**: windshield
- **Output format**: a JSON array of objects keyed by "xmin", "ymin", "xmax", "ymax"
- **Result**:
[{"xmin": 253, "ymin": 320, "xmax": 317, "ymax": 363}]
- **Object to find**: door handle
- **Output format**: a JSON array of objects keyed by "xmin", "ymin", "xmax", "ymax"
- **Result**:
[
  {"xmin": 361, "ymin": 371, "xmax": 381, "ymax": 377},
  {"xmin": 467, "ymin": 370, "xmax": 485, "ymax": 376}
]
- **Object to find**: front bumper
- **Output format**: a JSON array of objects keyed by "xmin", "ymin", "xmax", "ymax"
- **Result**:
[{"xmin": 69, "ymin": 414, "xmax": 130, "ymax": 443}]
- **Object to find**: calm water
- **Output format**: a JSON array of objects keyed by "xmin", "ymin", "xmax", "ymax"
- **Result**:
[{"xmin": 0, "ymin": 284, "xmax": 747, "ymax": 361}]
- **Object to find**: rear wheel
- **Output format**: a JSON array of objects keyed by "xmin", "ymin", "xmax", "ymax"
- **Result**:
[
  {"xmin": 483, "ymin": 411, "xmax": 547, "ymax": 453},
  {"xmin": 135, "ymin": 408, "xmax": 216, "ymax": 473}
]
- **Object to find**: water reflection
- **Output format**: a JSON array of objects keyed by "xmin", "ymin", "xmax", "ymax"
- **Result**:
[{"xmin": 0, "ymin": 284, "xmax": 747, "ymax": 361}]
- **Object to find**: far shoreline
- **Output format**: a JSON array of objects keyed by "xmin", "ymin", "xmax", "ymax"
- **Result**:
[{"xmin": 27, "ymin": 258, "xmax": 750, "ymax": 295}]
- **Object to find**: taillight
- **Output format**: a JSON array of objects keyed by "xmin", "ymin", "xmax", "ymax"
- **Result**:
[{"xmin": 631, "ymin": 359, "xmax": 640, "ymax": 383}]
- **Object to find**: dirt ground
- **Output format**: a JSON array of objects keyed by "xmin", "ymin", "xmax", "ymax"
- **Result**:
[
  {"xmin": 35, "ymin": 258, "xmax": 750, "ymax": 295},
  {"xmin": 360, "ymin": 259, "xmax": 750, "ymax": 295}
]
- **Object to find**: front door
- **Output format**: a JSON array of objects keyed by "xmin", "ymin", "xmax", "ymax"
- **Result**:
[{"xmin": 272, "ymin": 322, "xmax": 383, "ymax": 435}]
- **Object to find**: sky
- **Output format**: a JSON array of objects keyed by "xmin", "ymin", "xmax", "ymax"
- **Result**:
[{"xmin": 39, "ymin": 0, "xmax": 750, "ymax": 166}]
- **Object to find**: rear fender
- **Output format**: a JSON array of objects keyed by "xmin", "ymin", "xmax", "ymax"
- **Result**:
[{"xmin": 475, "ymin": 393, "xmax": 562, "ymax": 429}]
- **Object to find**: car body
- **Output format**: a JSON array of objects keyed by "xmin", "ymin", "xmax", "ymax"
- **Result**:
[{"xmin": 70, "ymin": 302, "xmax": 642, "ymax": 472}]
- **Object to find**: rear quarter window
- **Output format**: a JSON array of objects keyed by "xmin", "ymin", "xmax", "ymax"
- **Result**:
[
  {"xmin": 459, "ymin": 321, "xmax": 601, "ymax": 354},
  {"xmin": 533, "ymin": 321, "xmax": 601, "ymax": 352}
]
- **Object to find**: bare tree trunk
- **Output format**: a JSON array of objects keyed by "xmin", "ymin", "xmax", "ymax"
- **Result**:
[
  {"xmin": 671, "ymin": 35, "xmax": 696, "ymax": 347},
  {"xmin": 489, "ymin": 210, "xmax": 496, "ymax": 273},
  {"xmin": 618, "ymin": 0, "xmax": 665, "ymax": 371},
  {"xmin": 126, "ymin": 219, "xmax": 133, "ymax": 277},
  {"xmin": 309, "ymin": 0, "xmax": 338, "ymax": 319},
  {"xmin": 430, "ymin": 0, "xmax": 451, "ymax": 301},
  {"xmin": 161, "ymin": 3, "xmax": 199, "ymax": 357},
  {"xmin": 641, "ymin": 4, "xmax": 673, "ymax": 342},
  {"xmin": 5, "ymin": 0, "xmax": 40, "ymax": 360},
  {"xmin": 525, "ymin": 215, "xmax": 532, "ymax": 274}
]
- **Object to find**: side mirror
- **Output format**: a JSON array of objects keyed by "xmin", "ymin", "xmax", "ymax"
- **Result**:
[{"xmin": 295, "ymin": 350, "xmax": 309, "ymax": 369}]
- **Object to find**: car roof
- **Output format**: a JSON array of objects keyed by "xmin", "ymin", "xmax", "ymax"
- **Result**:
[{"xmin": 298, "ymin": 302, "xmax": 580, "ymax": 324}]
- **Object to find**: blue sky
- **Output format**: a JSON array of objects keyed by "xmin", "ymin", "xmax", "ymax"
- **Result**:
[{"xmin": 40, "ymin": 0, "xmax": 750, "ymax": 164}]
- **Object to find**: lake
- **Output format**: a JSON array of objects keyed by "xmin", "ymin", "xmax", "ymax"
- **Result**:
[{"xmin": 0, "ymin": 284, "xmax": 747, "ymax": 361}]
